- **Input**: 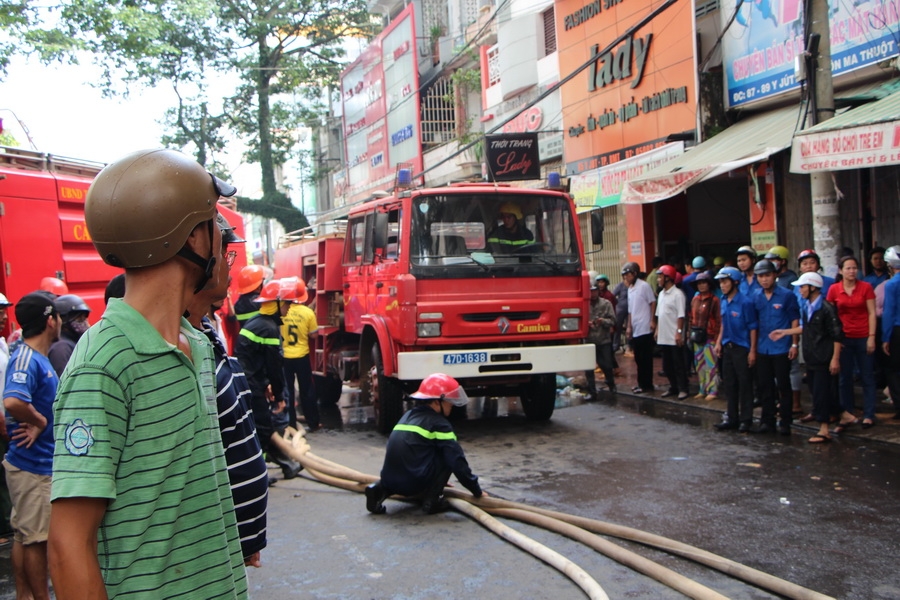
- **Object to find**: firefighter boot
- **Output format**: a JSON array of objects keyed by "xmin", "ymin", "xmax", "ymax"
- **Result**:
[
  {"xmin": 365, "ymin": 482, "xmax": 387, "ymax": 514},
  {"xmin": 269, "ymin": 448, "xmax": 302, "ymax": 480}
]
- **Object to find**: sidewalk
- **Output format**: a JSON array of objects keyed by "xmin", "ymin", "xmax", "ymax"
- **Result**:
[{"xmin": 577, "ymin": 352, "xmax": 900, "ymax": 449}]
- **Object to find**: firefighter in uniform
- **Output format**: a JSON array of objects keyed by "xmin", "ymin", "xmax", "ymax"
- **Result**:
[
  {"xmin": 365, "ymin": 374, "xmax": 487, "ymax": 515},
  {"xmin": 235, "ymin": 277, "xmax": 303, "ymax": 479},
  {"xmin": 234, "ymin": 265, "xmax": 266, "ymax": 326}
]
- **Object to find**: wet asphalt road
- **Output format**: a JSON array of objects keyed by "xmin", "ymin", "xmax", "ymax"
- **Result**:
[{"xmin": 2, "ymin": 396, "xmax": 898, "ymax": 599}]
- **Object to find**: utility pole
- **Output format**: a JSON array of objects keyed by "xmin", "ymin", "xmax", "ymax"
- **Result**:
[{"xmin": 806, "ymin": 0, "xmax": 841, "ymax": 278}]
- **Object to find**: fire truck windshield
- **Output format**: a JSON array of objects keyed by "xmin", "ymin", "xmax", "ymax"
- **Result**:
[{"xmin": 410, "ymin": 193, "xmax": 581, "ymax": 277}]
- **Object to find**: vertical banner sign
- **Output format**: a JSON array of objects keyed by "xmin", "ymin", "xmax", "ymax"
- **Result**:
[
  {"xmin": 557, "ymin": 0, "xmax": 697, "ymax": 176},
  {"xmin": 485, "ymin": 133, "xmax": 542, "ymax": 181},
  {"xmin": 722, "ymin": 0, "xmax": 900, "ymax": 108}
]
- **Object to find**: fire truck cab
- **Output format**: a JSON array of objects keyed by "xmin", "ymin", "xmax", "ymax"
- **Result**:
[{"xmin": 282, "ymin": 180, "xmax": 595, "ymax": 433}]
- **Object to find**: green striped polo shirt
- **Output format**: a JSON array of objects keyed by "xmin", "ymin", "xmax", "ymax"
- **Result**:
[{"xmin": 52, "ymin": 299, "xmax": 248, "ymax": 598}]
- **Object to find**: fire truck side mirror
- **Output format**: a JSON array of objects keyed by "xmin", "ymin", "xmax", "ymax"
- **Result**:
[
  {"xmin": 373, "ymin": 212, "xmax": 389, "ymax": 251},
  {"xmin": 590, "ymin": 211, "xmax": 604, "ymax": 246}
]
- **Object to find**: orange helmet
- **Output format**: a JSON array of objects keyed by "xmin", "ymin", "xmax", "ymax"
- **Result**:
[
  {"xmin": 410, "ymin": 373, "xmax": 468, "ymax": 406},
  {"xmin": 237, "ymin": 265, "xmax": 265, "ymax": 295},
  {"xmin": 254, "ymin": 277, "xmax": 308, "ymax": 303},
  {"xmin": 40, "ymin": 277, "xmax": 68, "ymax": 296}
]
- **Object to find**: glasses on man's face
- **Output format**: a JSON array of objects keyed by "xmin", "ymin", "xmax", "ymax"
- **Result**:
[{"xmin": 224, "ymin": 250, "xmax": 237, "ymax": 267}]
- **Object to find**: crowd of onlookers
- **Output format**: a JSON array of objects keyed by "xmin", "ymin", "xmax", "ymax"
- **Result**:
[{"xmin": 585, "ymin": 244, "xmax": 900, "ymax": 443}]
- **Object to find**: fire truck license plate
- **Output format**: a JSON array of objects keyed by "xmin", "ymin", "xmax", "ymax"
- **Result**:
[{"xmin": 442, "ymin": 352, "xmax": 488, "ymax": 365}]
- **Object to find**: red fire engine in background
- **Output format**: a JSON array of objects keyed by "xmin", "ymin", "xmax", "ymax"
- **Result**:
[
  {"xmin": 275, "ymin": 176, "xmax": 595, "ymax": 433},
  {"xmin": 0, "ymin": 145, "xmax": 247, "ymax": 335}
]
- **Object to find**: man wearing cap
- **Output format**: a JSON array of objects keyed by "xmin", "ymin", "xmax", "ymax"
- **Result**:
[
  {"xmin": 185, "ymin": 214, "xmax": 268, "ymax": 567},
  {"xmin": 3, "ymin": 291, "xmax": 61, "ymax": 600},
  {"xmin": 624, "ymin": 262, "xmax": 656, "ymax": 393},
  {"xmin": 655, "ymin": 265, "xmax": 689, "ymax": 399},
  {"xmin": 48, "ymin": 150, "xmax": 248, "ymax": 598},
  {"xmin": 365, "ymin": 373, "xmax": 487, "ymax": 515},
  {"xmin": 236, "ymin": 278, "xmax": 303, "ymax": 480},
  {"xmin": 487, "ymin": 202, "xmax": 533, "ymax": 253},
  {"xmin": 585, "ymin": 280, "xmax": 617, "ymax": 398}
]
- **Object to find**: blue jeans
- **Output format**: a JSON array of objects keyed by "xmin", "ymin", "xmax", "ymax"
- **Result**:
[{"xmin": 838, "ymin": 336, "xmax": 876, "ymax": 420}]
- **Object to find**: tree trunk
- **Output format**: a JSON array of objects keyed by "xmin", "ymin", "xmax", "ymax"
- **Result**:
[{"xmin": 257, "ymin": 38, "xmax": 276, "ymax": 198}]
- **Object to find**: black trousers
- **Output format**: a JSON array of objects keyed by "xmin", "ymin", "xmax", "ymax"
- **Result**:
[
  {"xmin": 284, "ymin": 355, "xmax": 319, "ymax": 429},
  {"xmin": 722, "ymin": 343, "xmax": 753, "ymax": 425},
  {"xmin": 632, "ymin": 333, "xmax": 655, "ymax": 390},
  {"xmin": 808, "ymin": 366, "xmax": 840, "ymax": 424},
  {"xmin": 660, "ymin": 344, "xmax": 688, "ymax": 393},
  {"xmin": 756, "ymin": 353, "xmax": 792, "ymax": 426}
]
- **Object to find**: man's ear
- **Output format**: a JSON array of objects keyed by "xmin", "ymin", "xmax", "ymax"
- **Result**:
[{"xmin": 184, "ymin": 222, "xmax": 208, "ymax": 255}]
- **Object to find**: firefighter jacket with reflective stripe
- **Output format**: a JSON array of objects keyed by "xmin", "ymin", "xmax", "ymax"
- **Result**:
[
  {"xmin": 234, "ymin": 292, "xmax": 260, "ymax": 324},
  {"xmin": 380, "ymin": 405, "xmax": 481, "ymax": 498},
  {"xmin": 235, "ymin": 313, "xmax": 286, "ymax": 403}
]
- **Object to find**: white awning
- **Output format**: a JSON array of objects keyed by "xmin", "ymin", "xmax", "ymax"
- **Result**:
[{"xmin": 620, "ymin": 103, "xmax": 802, "ymax": 204}]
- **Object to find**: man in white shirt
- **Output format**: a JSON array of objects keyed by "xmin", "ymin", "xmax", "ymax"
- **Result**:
[
  {"xmin": 655, "ymin": 266, "xmax": 688, "ymax": 399},
  {"xmin": 624, "ymin": 262, "xmax": 656, "ymax": 393}
]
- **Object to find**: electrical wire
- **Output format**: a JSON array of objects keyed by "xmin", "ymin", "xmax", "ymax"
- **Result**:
[{"xmin": 699, "ymin": 0, "xmax": 745, "ymax": 72}]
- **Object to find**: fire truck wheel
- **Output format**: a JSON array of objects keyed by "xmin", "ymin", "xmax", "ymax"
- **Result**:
[
  {"xmin": 519, "ymin": 374, "xmax": 557, "ymax": 421},
  {"xmin": 370, "ymin": 344, "xmax": 404, "ymax": 434}
]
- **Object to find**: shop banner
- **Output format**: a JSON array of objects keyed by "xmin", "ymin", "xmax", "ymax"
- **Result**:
[
  {"xmin": 791, "ymin": 120, "xmax": 900, "ymax": 172},
  {"xmin": 620, "ymin": 166, "xmax": 712, "ymax": 204},
  {"xmin": 723, "ymin": 0, "xmax": 900, "ymax": 108},
  {"xmin": 485, "ymin": 133, "xmax": 542, "ymax": 181}
]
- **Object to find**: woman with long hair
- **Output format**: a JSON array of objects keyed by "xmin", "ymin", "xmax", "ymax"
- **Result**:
[{"xmin": 826, "ymin": 255, "xmax": 878, "ymax": 429}]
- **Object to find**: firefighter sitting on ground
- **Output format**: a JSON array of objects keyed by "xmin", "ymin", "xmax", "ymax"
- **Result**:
[
  {"xmin": 487, "ymin": 202, "xmax": 533, "ymax": 253},
  {"xmin": 365, "ymin": 374, "xmax": 488, "ymax": 514}
]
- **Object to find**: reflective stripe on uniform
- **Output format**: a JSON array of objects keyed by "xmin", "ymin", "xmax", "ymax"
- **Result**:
[
  {"xmin": 392, "ymin": 423, "xmax": 457, "ymax": 441},
  {"xmin": 487, "ymin": 237, "xmax": 530, "ymax": 247},
  {"xmin": 236, "ymin": 310, "xmax": 260, "ymax": 322},
  {"xmin": 239, "ymin": 328, "xmax": 281, "ymax": 345}
]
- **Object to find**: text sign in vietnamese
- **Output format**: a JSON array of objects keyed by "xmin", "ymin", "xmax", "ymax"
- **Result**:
[
  {"xmin": 485, "ymin": 133, "xmax": 542, "ymax": 181},
  {"xmin": 790, "ymin": 121, "xmax": 900, "ymax": 172},
  {"xmin": 723, "ymin": 0, "xmax": 900, "ymax": 108}
]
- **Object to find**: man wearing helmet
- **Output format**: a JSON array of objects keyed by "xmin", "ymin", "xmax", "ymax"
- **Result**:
[
  {"xmin": 735, "ymin": 245, "xmax": 761, "ymax": 296},
  {"xmin": 623, "ymin": 261, "xmax": 656, "ymax": 393},
  {"xmin": 365, "ymin": 373, "xmax": 487, "ymax": 515},
  {"xmin": 234, "ymin": 265, "xmax": 266, "ymax": 326},
  {"xmin": 764, "ymin": 246, "xmax": 797, "ymax": 289},
  {"xmin": 49, "ymin": 149, "xmax": 248, "ymax": 597},
  {"xmin": 487, "ymin": 202, "xmax": 534, "ymax": 253},
  {"xmin": 47, "ymin": 295, "xmax": 91, "ymax": 377},
  {"xmin": 881, "ymin": 246, "xmax": 900, "ymax": 420},
  {"xmin": 655, "ymin": 265, "xmax": 689, "ymax": 399},
  {"xmin": 713, "ymin": 266, "xmax": 758, "ymax": 432}
]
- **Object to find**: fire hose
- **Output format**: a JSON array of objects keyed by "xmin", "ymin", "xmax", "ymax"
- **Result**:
[{"xmin": 271, "ymin": 427, "xmax": 834, "ymax": 600}]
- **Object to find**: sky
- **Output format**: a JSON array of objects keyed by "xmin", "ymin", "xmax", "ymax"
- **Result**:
[{"xmin": 0, "ymin": 55, "xmax": 265, "ymax": 196}]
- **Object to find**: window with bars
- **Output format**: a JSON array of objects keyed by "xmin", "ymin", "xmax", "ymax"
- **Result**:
[
  {"xmin": 421, "ymin": 76, "xmax": 458, "ymax": 149},
  {"xmin": 486, "ymin": 45, "xmax": 500, "ymax": 87},
  {"xmin": 542, "ymin": 8, "xmax": 556, "ymax": 56}
]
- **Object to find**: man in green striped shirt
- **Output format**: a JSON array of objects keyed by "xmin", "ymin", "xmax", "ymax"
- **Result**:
[{"xmin": 48, "ymin": 150, "xmax": 247, "ymax": 599}]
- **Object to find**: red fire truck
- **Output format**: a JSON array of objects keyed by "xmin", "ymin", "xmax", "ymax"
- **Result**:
[
  {"xmin": 275, "ymin": 178, "xmax": 595, "ymax": 433},
  {"xmin": 0, "ymin": 145, "xmax": 246, "ymax": 333}
]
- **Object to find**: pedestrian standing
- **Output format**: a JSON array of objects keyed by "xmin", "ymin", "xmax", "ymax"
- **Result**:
[
  {"xmin": 765, "ymin": 245, "xmax": 798, "ymax": 289},
  {"xmin": 585, "ymin": 283, "xmax": 617, "ymax": 397},
  {"xmin": 655, "ymin": 265, "xmax": 688, "ymax": 399},
  {"xmin": 647, "ymin": 256, "xmax": 663, "ymax": 295},
  {"xmin": 863, "ymin": 246, "xmax": 889, "ymax": 289},
  {"xmin": 826, "ymin": 256, "xmax": 877, "ymax": 428},
  {"xmin": 47, "ymin": 295, "xmax": 91, "ymax": 377},
  {"xmin": 689, "ymin": 273, "xmax": 720, "ymax": 400},
  {"xmin": 736, "ymin": 245, "xmax": 761, "ymax": 297},
  {"xmin": 365, "ymin": 374, "xmax": 488, "ymax": 515},
  {"xmin": 772, "ymin": 272, "xmax": 844, "ymax": 443},
  {"xmin": 611, "ymin": 275, "xmax": 629, "ymax": 354},
  {"xmin": 281, "ymin": 283, "xmax": 320, "ymax": 431},
  {"xmin": 0, "ymin": 293, "xmax": 14, "ymax": 545},
  {"xmin": 713, "ymin": 267, "xmax": 758, "ymax": 432},
  {"xmin": 752, "ymin": 259, "xmax": 800, "ymax": 435},
  {"xmin": 624, "ymin": 262, "xmax": 656, "ymax": 393},
  {"xmin": 3, "ymin": 292, "xmax": 61, "ymax": 600},
  {"xmin": 792, "ymin": 249, "xmax": 835, "ymax": 421},
  {"xmin": 236, "ymin": 278, "xmax": 305, "ymax": 479},
  {"xmin": 234, "ymin": 265, "xmax": 266, "ymax": 326},
  {"xmin": 49, "ymin": 149, "xmax": 247, "ymax": 598},
  {"xmin": 880, "ymin": 246, "xmax": 900, "ymax": 420}
]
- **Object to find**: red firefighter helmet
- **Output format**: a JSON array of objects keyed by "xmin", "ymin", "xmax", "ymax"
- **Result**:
[
  {"xmin": 254, "ymin": 277, "xmax": 308, "ymax": 303},
  {"xmin": 410, "ymin": 373, "xmax": 469, "ymax": 406},
  {"xmin": 40, "ymin": 277, "xmax": 68, "ymax": 296},
  {"xmin": 237, "ymin": 265, "xmax": 266, "ymax": 295}
]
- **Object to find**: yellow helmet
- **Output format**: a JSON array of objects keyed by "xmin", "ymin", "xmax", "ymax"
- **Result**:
[
  {"xmin": 498, "ymin": 202, "xmax": 523, "ymax": 220},
  {"xmin": 766, "ymin": 245, "xmax": 790, "ymax": 261}
]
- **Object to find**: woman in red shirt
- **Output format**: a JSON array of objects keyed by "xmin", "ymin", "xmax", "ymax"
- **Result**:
[
  {"xmin": 689, "ymin": 273, "xmax": 721, "ymax": 400},
  {"xmin": 826, "ymin": 256, "xmax": 877, "ymax": 428}
]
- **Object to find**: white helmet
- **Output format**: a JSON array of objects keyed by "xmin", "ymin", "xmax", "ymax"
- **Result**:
[
  {"xmin": 0, "ymin": 293, "xmax": 12, "ymax": 307},
  {"xmin": 885, "ymin": 245, "xmax": 900, "ymax": 270},
  {"xmin": 792, "ymin": 272, "xmax": 824, "ymax": 289}
]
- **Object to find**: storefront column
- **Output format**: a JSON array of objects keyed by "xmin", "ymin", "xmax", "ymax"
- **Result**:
[{"xmin": 625, "ymin": 203, "xmax": 656, "ymax": 271}]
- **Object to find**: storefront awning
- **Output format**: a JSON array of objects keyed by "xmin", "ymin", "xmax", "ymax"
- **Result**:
[
  {"xmin": 620, "ymin": 103, "xmax": 802, "ymax": 204},
  {"xmin": 790, "ymin": 88, "xmax": 900, "ymax": 173}
]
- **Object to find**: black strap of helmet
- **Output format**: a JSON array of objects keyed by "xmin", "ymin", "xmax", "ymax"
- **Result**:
[{"xmin": 176, "ymin": 218, "xmax": 217, "ymax": 294}]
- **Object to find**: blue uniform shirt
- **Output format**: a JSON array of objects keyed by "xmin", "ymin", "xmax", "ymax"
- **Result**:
[
  {"xmin": 4, "ymin": 345, "xmax": 58, "ymax": 475},
  {"xmin": 863, "ymin": 272, "xmax": 888, "ymax": 289},
  {"xmin": 720, "ymin": 291, "xmax": 758, "ymax": 349},
  {"xmin": 882, "ymin": 276, "xmax": 900, "ymax": 343},
  {"xmin": 739, "ymin": 273, "xmax": 761, "ymax": 297},
  {"xmin": 753, "ymin": 286, "xmax": 800, "ymax": 355}
]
